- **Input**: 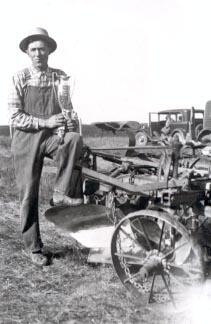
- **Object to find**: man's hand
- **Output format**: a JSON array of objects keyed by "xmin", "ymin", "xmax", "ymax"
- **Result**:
[
  {"xmin": 66, "ymin": 118, "xmax": 79, "ymax": 132},
  {"xmin": 39, "ymin": 113, "xmax": 66, "ymax": 129}
]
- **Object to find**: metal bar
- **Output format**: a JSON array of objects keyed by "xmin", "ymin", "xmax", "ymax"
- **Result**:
[
  {"xmin": 82, "ymin": 166, "xmax": 208, "ymax": 193},
  {"xmin": 90, "ymin": 146, "xmax": 173, "ymax": 151},
  {"xmin": 82, "ymin": 166, "xmax": 194, "ymax": 192},
  {"xmin": 91, "ymin": 151, "xmax": 123, "ymax": 163},
  {"xmin": 82, "ymin": 167, "xmax": 170, "ymax": 194}
]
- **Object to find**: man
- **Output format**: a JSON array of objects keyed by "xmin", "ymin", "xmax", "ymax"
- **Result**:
[
  {"xmin": 161, "ymin": 115, "xmax": 171, "ymax": 137},
  {"xmin": 8, "ymin": 27, "xmax": 83, "ymax": 266}
]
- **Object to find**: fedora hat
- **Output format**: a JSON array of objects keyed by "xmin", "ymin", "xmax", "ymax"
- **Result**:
[{"xmin": 19, "ymin": 27, "xmax": 57, "ymax": 54}]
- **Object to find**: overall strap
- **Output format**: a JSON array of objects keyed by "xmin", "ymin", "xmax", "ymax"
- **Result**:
[{"xmin": 52, "ymin": 71, "xmax": 58, "ymax": 102}]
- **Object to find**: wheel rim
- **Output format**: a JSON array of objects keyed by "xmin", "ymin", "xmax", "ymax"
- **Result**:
[
  {"xmin": 172, "ymin": 132, "xmax": 185, "ymax": 145},
  {"xmin": 111, "ymin": 210, "xmax": 204, "ymax": 305},
  {"xmin": 135, "ymin": 132, "xmax": 148, "ymax": 146}
]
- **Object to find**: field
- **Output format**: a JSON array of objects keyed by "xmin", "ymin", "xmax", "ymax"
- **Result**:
[{"xmin": 0, "ymin": 135, "xmax": 199, "ymax": 324}]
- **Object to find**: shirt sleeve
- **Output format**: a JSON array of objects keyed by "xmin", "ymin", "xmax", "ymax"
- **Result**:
[{"xmin": 8, "ymin": 72, "xmax": 39, "ymax": 130}]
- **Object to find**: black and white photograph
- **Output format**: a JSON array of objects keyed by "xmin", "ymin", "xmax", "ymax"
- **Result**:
[{"xmin": 1, "ymin": 0, "xmax": 211, "ymax": 323}]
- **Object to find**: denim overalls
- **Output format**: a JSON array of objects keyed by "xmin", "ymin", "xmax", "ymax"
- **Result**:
[{"xmin": 12, "ymin": 69, "xmax": 83, "ymax": 252}]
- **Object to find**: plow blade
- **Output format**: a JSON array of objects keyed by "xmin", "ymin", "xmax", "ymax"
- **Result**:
[{"xmin": 45, "ymin": 204, "xmax": 114, "ymax": 249}]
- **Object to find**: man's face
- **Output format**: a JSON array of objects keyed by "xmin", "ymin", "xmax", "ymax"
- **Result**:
[{"xmin": 27, "ymin": 40, "xmax": 50, "ymax": 70}]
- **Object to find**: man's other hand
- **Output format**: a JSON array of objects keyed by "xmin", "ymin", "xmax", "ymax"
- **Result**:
[{"xmin": 39, "ymin": 113, "xmax": 66, "ymax": 129}]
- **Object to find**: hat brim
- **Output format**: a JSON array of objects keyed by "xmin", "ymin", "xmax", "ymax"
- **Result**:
[{"xmin": 19, "ymin": 34, "xmax": 57, "ymax": 54}]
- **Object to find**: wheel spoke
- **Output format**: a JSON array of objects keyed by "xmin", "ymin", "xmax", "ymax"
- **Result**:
[
  {"xmin": 169, "ymin": 263, "xmax": 202, "ymax": 280},
  {"xmin": 161, "ymin": 273, "xmax": 176, "ymax": 307},
  {"xmin": 131, "ymin": 219, "xmax": 153, "ymax": 250},
  {"xmin": 123, "ymin": 271, "xmax": 142, "ymax": 284},
  {"xmin": 148, "ymin": 273, "xmax": 156, "ymax": 303},
  {"xmin": 114, "ymin": 252, "xmax": 144, "ymax": 264},
  {"xmin": 119, "ymin": 226, "xmax": 136, "ymax": 241},
  {"xmin": 119, "ymin": 225, "xmax": 142, "ymax": 247},
  {"xmin": 167, "ymin": 271, "xmax": 187, "ymax": 288},
  {"xmin": 161, "ymin": 241, "xmax": 189, "ymax": 260},
  {"xmin": 158, "ymin": 221, "xmax": 165, "ymax": 252}
]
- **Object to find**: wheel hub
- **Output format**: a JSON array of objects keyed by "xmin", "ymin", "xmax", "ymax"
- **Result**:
[{"xmin": 139, "ymin": 250, "xmax": 166, "ymax": 280}]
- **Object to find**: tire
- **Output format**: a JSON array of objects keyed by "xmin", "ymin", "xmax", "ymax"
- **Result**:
[
  {"xmin": 135, "ymin": 131, "xmax": 148, "ymax": 146},
  {"xmin": 195, "ymin": 124, "xmax": 203, "ymax": 138},
  {"xmin": 172, "ymin": 131, "xmax": 185, "ymax": 145},
  {"xmin": 197, "ymin": 129, "xmax": 211, "ymax": 143}
]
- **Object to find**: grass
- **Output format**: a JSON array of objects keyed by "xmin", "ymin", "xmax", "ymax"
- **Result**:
[{"xmin": 0, "ymin": 135, "xmax": 187, "ymax": 324}]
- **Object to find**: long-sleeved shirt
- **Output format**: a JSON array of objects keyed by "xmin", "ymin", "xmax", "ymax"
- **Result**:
[{"xmin": 8, "ymin": 65, "xmax": 67, "ymax": 130}]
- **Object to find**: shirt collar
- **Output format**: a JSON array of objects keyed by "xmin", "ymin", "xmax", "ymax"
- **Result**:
[{"xmin": 29, "ymin": 65, "xmax": 50, "ymax": 76}]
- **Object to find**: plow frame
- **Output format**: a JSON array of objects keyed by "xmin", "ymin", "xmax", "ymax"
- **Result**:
[{"xmin": 79, "ymin": 143, "xmax": 211, "ymax": 305}]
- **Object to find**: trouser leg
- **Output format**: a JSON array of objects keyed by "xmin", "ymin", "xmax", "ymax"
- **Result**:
[
  {"xmin": 45, "ymin": 132, "xmax": 83, "ymax": 197},
  {"xmin": 67, "ymin": 165, "xmax": 83, "ymax": 198},
  {"xmin": 19, "ymin": 170, "xmax": 43, "ymax": 251},
  {"xmin": 12, "ymin": 130, "xmax": 44, "ymax": 252}
]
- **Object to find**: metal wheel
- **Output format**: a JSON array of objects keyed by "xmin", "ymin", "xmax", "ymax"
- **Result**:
[{"xmin": 111, "ymin": 209, "xmax": 204, "ymax": 305}]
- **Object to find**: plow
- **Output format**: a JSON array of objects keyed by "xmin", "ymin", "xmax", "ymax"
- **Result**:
[{"xmin": 45, "ymin": 134, "xmax": 211, "ymax": 306}]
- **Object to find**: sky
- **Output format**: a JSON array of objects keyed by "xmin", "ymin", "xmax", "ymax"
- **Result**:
[{"xmin": 1, "ymin": 0, "xmax": 211, "ymax": 124}]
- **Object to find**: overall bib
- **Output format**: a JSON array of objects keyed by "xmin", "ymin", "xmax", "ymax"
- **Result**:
[{"xmin": 12, "ymin": 78, "xmax": 83, "ymax": 252}]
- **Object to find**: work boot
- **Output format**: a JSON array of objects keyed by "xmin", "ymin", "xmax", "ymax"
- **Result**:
[
  {"xmin": 31, "ymin": 251, "xmax": 48, "ymax": 266},
  {"xmin": 52, "ymin": 193, "xmax": 83, "ymax": 207},
  {"xmin": 23, "ymin": 250, "xmax": 48, "ymax": 266}
]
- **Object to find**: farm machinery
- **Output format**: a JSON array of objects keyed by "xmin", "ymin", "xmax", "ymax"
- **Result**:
[{"xmin": 45, "ymin": 138, "xmax": 211, "ymax": 306}]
